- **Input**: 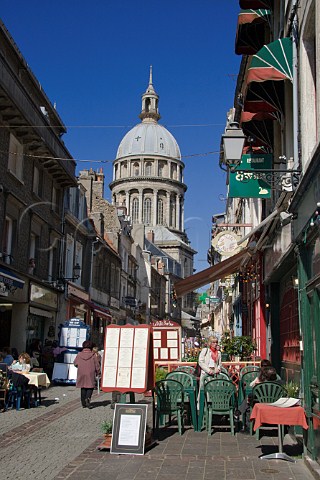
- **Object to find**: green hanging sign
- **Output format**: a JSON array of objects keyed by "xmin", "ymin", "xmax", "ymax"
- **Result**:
[{"xmin": 229, "ymin": 153, "xmax": 272, "ymax": 198}]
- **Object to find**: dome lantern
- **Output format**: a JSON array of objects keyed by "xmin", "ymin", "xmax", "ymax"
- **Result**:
[{"xmin": 139, "ymin": 66, "xmax": 161, "ymax": 123}]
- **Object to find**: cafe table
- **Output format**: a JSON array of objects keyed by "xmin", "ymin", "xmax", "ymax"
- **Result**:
[
  {"xmin": 23, "ymin": 371, "xmax": 50, "ymax": 387},
  {"xmin": 250, "ymin": 402, "xmax": 308, "ymax": 462},
  {"xmin": 22, "ymin": 372, "xmax": 50, "ymax": 406}
]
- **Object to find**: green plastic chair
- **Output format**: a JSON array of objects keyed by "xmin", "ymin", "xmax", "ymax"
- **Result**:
[
  {"xmin": 250, "ymin": 381, "xmax": 286, "ymax": 437},
  {"xmin": 204, "ymin": 379, "xmax": 237, "ymax": 436},
  {"xmin": 214, "ymin": 372, "xmax": 231, "ymax": 381},
  {"xmin": 175, "ymin": 365, "xmax": 195, "ymax": 375},
  {"xmin": 153, "ymin": 379, "xmax": 185, "ymax": 436},
  {"xmin": 166, "ymin": 371, "xmax": 197, "ymax": 429},
  {"xmin": 239, "ymin": 370, "xmax": 260, "ymax": 405},
  {"xmin": 220, "ymin": 366, "xmax": 230, "ymax": 376},
  {"xmin": 239, "ymin": 365, "xmax": 260, "ymax": 379}
]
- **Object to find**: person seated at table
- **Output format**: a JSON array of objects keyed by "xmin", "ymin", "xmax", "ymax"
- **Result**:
[
  {"xmin": 1, "ymin": 347, "xmax": 14, "ymax": 366},
  {"xmin": 11, "ymin": 353, "xmax": 31, "ymax": 372}
]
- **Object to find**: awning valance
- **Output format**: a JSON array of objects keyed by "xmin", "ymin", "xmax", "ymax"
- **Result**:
[
  {"xmin": 235, "ymin": 9, "xmax": 271, "ymax": 56},
  {"xmin": 85, "ymin": 300, "xmax": 112, "ymax": 321},
  {"xmin": 174, "ymin": 249, "xmax": 249, "ymax": 298},
  {"xmin": 0, "ymin": 267, "xmax": 25, "ymax": 289},
  {"xmin": 247, "ymin": 38, "xmax": 293, "ymax": 84},
  {"xmin": 240, "ymin": 110, "xmax": 276, "ymax": 149}
]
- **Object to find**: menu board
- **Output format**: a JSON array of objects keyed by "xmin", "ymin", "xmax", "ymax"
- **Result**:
[
  {"xmin": 152, "ymin": 325, "xmax": 181, "ymax": 361},
  {"xmin": 101, "ymin": 325, "xmax": 153, "ymax": 393}
]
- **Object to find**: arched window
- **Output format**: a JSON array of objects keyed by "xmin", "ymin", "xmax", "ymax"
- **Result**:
[
  {"xmin": 133, "ymin": 162, "xmax": 139, "ymax": 176},
  {"xmin": 170, "ymin": 198, "xmax": 176, "ymax": 228},
  {"xmin": 132, "ymin": 198, "xmax": 139, "ymax": 224},
  {"xmin": 157, "ymin": 198, "xmax": 164, "ymax": 225},
  {"xmin": 143, "ymin": 198, "xmax": 152, "ymax": 225},
  {"xmin": 158, "ymin": 162, "xmax": 164, "ymax": 177},
  {"xmin": 145, "ymin": 162, "xmax": 152, "ymax": 176}
]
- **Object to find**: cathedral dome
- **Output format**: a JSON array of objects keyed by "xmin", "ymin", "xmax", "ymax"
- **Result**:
[{"xmin": 116, "ymin": 122, "xmax": 181, "ymax": 160}]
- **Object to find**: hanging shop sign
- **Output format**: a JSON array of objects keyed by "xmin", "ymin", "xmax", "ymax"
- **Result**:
[
  {"xmin": 211, "ymin": 231, "xmax": 242, "ymax": 257},
  {"xmin": 229, "ymin": 153, "xmax": 272, "ymax": 198}
]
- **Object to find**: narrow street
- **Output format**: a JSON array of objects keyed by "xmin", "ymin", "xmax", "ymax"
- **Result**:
[{"xmin": 0, "ymin": 385, "xmax": 315, "ymax": 480}]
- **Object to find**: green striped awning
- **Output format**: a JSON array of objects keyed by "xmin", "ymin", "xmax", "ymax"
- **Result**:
[
  {"xmin": 238, "ymin": 9, "xmax": 270, "ymax": 25},
  {"xmin": 247, "ymin": 38, "xmax": 293, "ymax": 84}
]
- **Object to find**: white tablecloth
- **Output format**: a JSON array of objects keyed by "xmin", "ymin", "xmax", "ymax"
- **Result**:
[{"xmin": 23, "ymin": 372, "xmax": 50, "ymax": 388}]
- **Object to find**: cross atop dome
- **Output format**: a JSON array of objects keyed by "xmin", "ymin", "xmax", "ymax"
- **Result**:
[{"xmin": 139, "ymin": 66, "xmax": 161, "ymax": 123}]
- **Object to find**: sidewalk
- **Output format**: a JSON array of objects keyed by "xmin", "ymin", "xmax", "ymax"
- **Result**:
[
  {"xmin": 0, "ymin": 385, "xmax": 316, "ymax": 480},
  {"xmin": 55, "ymin": 426, "xmax": 314, "ymax": 480}
]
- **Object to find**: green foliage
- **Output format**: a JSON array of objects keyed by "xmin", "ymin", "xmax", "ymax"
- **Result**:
[
  {"xmin": 221, "ymin": 333, "xmax": 256, "ymax": 359},
  {"xmin": 101, "ymin": 420, "xmax": 113, "ymax": 434},
  {"xmin": 285, "ymin": 381, "xmax": 300, "ymax": 398},
  {"xmin": 155, "ymin": 367, "xmax": 167, "ymax": 382},
  {"xmin": 181, "ymin": 355, "xmax": 198, "ymax": 362}
]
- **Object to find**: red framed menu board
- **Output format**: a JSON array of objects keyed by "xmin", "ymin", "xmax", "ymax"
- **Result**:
[
  {"xmin": 101, "ymin": 324, "xmax": 154, "ymax": 393},
  {"xmin": 151, "ymin": 320, "xmax": 181, "ymax": 361}
]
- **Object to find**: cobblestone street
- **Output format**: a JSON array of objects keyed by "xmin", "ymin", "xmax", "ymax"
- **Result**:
[{"xmin": 0, "ymin": 385, "xmax": 316, "ymax": 480}]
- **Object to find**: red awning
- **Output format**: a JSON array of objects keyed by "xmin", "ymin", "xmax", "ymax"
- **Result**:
[
  {"xmin": 174, "ymin": 249, "xmax": 250, "ymax": 298},
  {"xmin": 240, "ymin": 110, "xmax": 278, "ymax": 149},
  {"xmin": 239, "ymin": 0, "xmax": 272, "ymax": 8},
  {"xmin": 235, "ymin": 9, "xmax": 270, "ymax": 56},
  {"xmin": 85, "ymin": 300, "xmax": 112, "ymax": 321}
]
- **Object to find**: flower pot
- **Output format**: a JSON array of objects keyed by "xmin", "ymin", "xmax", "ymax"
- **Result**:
[{"xmin": 101, "ymin": 433, "xmax": 112, "ymax": 448}]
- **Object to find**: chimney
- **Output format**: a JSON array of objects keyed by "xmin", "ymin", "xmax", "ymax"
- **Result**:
[{"xmin": 146, "ymin": 230, "xmax": 155, "ymax": 243}]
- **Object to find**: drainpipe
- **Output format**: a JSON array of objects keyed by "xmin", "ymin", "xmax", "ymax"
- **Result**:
[{"xmin": 290, "ymin": 0, "xmax": 300, "ymax": 170}]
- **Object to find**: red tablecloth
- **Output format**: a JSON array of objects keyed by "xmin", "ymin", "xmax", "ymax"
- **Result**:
[{"xmin": 250, "ymin": 403, "xmax": 308, "ymax": 431}]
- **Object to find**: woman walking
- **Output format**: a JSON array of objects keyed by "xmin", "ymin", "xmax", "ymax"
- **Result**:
[{"xmin": 74, "ymin": 340, "xmax": 101, "ymax": 409}]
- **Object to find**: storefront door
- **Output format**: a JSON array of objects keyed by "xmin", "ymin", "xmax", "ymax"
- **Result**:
[{"xmin": 306, "ymin": 286, "xmax": 320, "ymax": 462}]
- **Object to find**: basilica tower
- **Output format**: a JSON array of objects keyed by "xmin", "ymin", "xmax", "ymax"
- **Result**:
[{"xmin": 109, "ymin": 68, "xmax": 188, "ymax": 242}]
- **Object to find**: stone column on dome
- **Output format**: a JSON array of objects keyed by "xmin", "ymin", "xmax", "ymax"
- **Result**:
[
  {"xmin": 138, "ymin": 189, "xmax": 143, "ymax": 224},
  {"xmin": 155, "ymin": 159, "xmax": 158, "ymax": 177},
  {"xmin": 168, "ymin": 160, "xmax": 172, "ymax": 179},
  {"xmin": 176, "ymin": 194, "xmax": 180, "ymax": 230},
  {"xmin": 126, "ymin": 191, "xmax": 130, "ymax": 215},
  {"xmin": 153, "ymin": 189, "xmax": 158, "ymax": 226},
  {"xmin": 166, "ymin": 191, "xmax": 170, "ymax": 226},
  {"xmin": 177, "ymin": 164, "xmax": 181, "ymax": 182},
  {"xmin": 181, "ymin": 197, "xmax": 185, "ymax": 229}
]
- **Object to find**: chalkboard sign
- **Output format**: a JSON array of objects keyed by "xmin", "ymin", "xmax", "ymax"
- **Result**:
[{"xmin": 110, "ymin": 403, "xmax": 148, "ymax": 455}]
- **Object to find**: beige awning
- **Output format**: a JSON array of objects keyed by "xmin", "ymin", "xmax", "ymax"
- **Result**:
[{"xmin": 174, "ymin": 249, "xmax": 250, "ymax": 298}]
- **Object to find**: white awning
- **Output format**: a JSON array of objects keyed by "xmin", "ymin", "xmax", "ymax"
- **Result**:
[{"xmin": 29, "ymin": 306, "xmax": 53, "ymax": 318}]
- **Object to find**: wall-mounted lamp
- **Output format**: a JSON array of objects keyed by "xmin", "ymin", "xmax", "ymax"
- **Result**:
[
  {"xmin": 48, "ymin": 263, "xmax": 81, "ymax": 291},
  {"xmin": 292, "ymin": 277, "xmax": 299, "ymax": 289},
  {"xmin": 220, "ymin": 122, "xmax": 301, "ymax": 190},
  {"xmin": 221, "ymin": 122, "xmax": 246, "ymax": 172}
]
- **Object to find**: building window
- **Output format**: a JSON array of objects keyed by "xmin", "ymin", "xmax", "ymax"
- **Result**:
[
  {"xmin": 145, "ymin": 162, "xmax": 152, "ymax": 176},
  {"xmin": 143, "ymin": 198, "xmax": 152, "ymax": 225},
  {"xmin": 132, "ymin": 198, "xmax": 139, "ymax": 224},
  {"xmin": 8, "ymin": 133, "xmax": 23, "ymax": 181},
  {"xmin": 32, "ymin": 166, "xmax": 43, "ymax": 197},
  {"xmin": 157, "ymin": 198, "xmax": 164, "ymax": 225},
  {"xmin": 2, "ymin": 216, "xmax": 13, "ymax": 264},
  {"xmin": 29, "ymin": 233, "xmax": 39, "ymax": 273},
  {"xmin": 133, "ymin": 162, "xmax": 139, "ymax": 176}
]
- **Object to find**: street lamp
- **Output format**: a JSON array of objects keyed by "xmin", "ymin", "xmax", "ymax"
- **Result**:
[
  {"xmin": 221, "ymin": 122, "xmax": 246, "ymax": 172},
  {"xmin": 221, "ymin": 122, "xmax": 301, "ymax": 190}
]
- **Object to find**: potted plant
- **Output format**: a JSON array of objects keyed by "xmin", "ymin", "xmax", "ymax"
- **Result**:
[
  {"xmin": 100, "ymin": 420, "xmax": 113, "ymax": 448},
  {"xmin": 220, "ymin": 334, "xmax": 256, "ymax": 361}
]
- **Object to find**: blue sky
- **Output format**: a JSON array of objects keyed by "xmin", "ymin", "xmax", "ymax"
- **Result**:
[{"xmin": 1, "ymin": 1, "xmax": 241, "ymax": 278}]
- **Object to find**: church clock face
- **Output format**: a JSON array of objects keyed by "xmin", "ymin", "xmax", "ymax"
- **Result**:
[{"xmin": 211, "ymin": 231, "xmax": 241, "ymax": 256}]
